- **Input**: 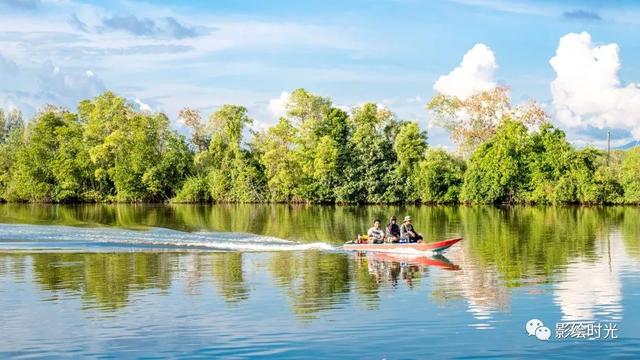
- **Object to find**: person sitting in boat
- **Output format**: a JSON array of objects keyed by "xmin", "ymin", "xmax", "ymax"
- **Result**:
[
  {"xmin": 367, "ymin": 219, "xmax": 386, "ymax": 244},
  {"xmin": 385, "ymin": 216, "xmax": 401, "ymax": 243},
  {"xmin": 400, "ymin": 216, "xmax": 423, "ymax": 243}
]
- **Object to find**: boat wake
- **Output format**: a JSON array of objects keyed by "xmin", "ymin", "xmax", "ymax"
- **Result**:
[{"xmin": 0, "ymin": 224, "xmax": 335, "ymax": 252}]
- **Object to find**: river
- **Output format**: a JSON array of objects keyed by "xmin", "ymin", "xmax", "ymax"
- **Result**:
[{"xmin": 1, "ymin": 204, "xmax": 639, "ymax": 358}]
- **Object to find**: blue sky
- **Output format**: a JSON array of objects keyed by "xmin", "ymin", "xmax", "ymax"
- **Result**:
[{"xmin": 1, "ymin": 0, "xmax": 640, "ymax": 148}]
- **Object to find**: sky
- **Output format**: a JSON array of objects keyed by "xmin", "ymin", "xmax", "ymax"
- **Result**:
[{"xmin": 1, "ymin": 0, "xmax": 640, "ymax": 148}]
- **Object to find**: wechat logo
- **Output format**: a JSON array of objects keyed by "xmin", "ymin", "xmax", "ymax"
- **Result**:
[{"xmin": 526, "ymin": 319, "xmax": 551, "ymax": 341}]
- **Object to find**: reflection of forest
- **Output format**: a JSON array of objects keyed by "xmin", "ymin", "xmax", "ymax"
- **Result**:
[
  {"xmin": 0, "ymin": 253, "xmax": 172, "ymax": 310},
  {"xmin": 269, "ymin": 251, "xmax": 351, "ymax": 320},
  {"xmin": 1, "ymin": 205, "xmax": 639, "ymax": 320},
  {"xmin": 211, "ymin": 252, "xmax": 249, "ymax": 303}
]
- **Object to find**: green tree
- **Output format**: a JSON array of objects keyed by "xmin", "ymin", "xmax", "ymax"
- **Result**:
[
  {"xmin": 559, "ymin": 148, "xmax": 622, "ymax": 205},
  {"xmin": 284, "ymin": 89, "xmax": 346, "ymax": 202},
  {"xmin": 204, "ymin": 105, "xmax": 264, "ymax": 202},
  {"xmin": 6, "ymin": 108, "xmax": 81, "ymax": 201},
  {"xmin": 336, "ymin": 103, "xmax": 396, "ymax": 203},
  {"xmin": 526, "ymin": 123, "xmax": 574, "ymax": 204},
  {"xmin": 50, "ymin": 111, "xmax": 95, "ymax": 202},
  {"xmin": 621, "ymin": 147, "xmax": 640, "ymax": 203},
  {"xmin": 392, "ymin": 122, "xmax": 428, "ymax": 201},
  {"xmin": 79, "ymin": 91, "xmax": 129, "ymax": 197},
  {"xmin": 254, "ymin": 118, "xmax": 303, "ymax": 202},
  {"xmin": 415, "ymin": 149, "xmax": 465, "ymax": 203},
  {"xmin": 0, "ymin": 109, "xmax": 4, "ymax": 142},
  {"xmin": 0, "ymin": 109, "xmax": 24, "ymax": 201},
  {"xmin": 80, "ymin": 92, "xmax": 192, "ymax": 201},
  {"xmin": 141, "ymin": 131, "xmax": 193, "ymax": 201},
  {"xmin": 461, "ymin": 119, "xmax": 532, "ymax": 204}
]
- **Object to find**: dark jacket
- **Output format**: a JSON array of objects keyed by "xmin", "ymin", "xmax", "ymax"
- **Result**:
[{"xmin": 386, "ymin": 223, "xmax": 400, "ymax": 237}]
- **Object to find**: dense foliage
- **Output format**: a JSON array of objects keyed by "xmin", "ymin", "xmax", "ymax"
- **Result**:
[
  {"xmin": 1, "ymin": 88, "xmax": 639, "ymax": 204},
  {"xmin": 1, "ymin": 93, "xmax": 192, "ymax": 202}
]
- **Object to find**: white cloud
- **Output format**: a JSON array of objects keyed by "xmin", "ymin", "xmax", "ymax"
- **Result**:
[
  {"xmin": 550, "ymin": 32, "xmax": 640, "ymax": 139},
  {"xmin": 134, "ymin": 98, "xmax": 152, "ymax": 112},
  {"xmin": 267, "ymin": 91, "xmax": 290, "ymax": 119},
  {"xmin": 433, "ymin": 43, "xmax": 498, "ymax": 99},
  {"xmin": 36, "ymin": 61, "xmax": 105, "ymax": 107},
  {"xmin": 0, "ymin": 51, "xmax": 105, "ymax": 115}
]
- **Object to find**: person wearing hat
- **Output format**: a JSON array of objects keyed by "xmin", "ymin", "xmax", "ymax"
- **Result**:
[
  {"xmin": 385, "ymin": 215, "xmax": 401, "ymax": 243},
  {"xmin": 400, "ymin": 216, "xmax": 423, "ymax": 243}
]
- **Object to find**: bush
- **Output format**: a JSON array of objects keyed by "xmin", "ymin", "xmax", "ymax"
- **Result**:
[{"xmin": 173, "ymin": 176, "xmax": 211, "ymax": 203}]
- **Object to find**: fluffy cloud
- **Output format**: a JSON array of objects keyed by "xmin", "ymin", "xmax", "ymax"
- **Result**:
[
  {"xmin": 267, "ymin": 91, "xmax": 290, "ymax": 118},
  {"xmin": 433, "ymin": 43, "xmax": 498, "ymax": 99},
  {"xmin": 549, "ymin": 32, "xmax": 640, "ymax": 139}
]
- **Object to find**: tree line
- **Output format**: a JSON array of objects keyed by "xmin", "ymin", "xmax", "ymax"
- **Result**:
[{"xmin": 1, "ymin": 87, "xmax": 639, "ymax": 204}]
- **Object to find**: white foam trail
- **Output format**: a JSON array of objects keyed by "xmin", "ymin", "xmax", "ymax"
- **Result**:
[{"xmin": 0, "ymin": 224, "xmax": 335, "ymax": 252}]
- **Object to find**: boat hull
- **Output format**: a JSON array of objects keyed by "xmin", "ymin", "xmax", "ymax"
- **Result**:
[{"xmin": 343, "ymin": 237, "xmax": 462, "ymax": 253}]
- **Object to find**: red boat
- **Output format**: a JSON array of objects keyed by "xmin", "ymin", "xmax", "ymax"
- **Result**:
[{"xmin": 343, "ymin": 237, "xmax": 463, "ymax": 253}]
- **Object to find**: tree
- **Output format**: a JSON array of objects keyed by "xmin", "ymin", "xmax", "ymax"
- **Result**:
[
  {"xmin": 79, "ymin": 91, "xmax": 129, "ymax": 197},
  {"xmin": 254, "ymin": 118, "xmax": 303, "ymax": 202},
  {"xmin": 558, "ymin": 148, "xmax": 623, "ymax": 205},
  {"xmin": 179, "ymin": 107, "xmax": 210, "ymax": 152},
  {"xmin": 392, "ymin": 122, "xmax": 428, "ymax": 201},
  {"xmin": 205, "ymin": 105, "xmax": 264, "ymax": 202},
  {"xmin": 284, "ymin": 89, "xmax": 339, "ymax": 201},
  {"xmin": 0, "ymin": 110, "xmax": 24, "ymax": 201},
  {"xmin": 461, "ymin": 119, "xmax": 533, "ymax": 204},
  {"xmin": 50, "ymin": 111, "xmax": 95, "ymax": 202},
  {"xmin": 0, "ymin": 109, "xmax": 4, "ymax": 142},
  {"xmin": 336, "ymin": 103, "xmax": 396, "ymax": 203},
  {"xmin": 622, "ymin": 147, "xmax": 640, "ymax": 204},
  {"xmin": 526, "ymin": 123, "xmax": 574, "ymax": 204},
  {"xmin": 142, "ymin": 131, "xmax": 193, "ymax": 201},
  {"xmin": 415, "ymin": 149, "xmax": 465, "ymax": 203},
  {"xmin": 270, "ymin": 88, "xmax": 353, "ymax": 203},
  {"xmin": 428, "ymin": 86, "xmax": 547, "ymax": 157},
  {"xmin": 80, "ymin": 92, "xmax": 191, "ymax": 201},
  {"xmin": 6, "ymin": 108, "xmax": 88, "ymax": 202}
]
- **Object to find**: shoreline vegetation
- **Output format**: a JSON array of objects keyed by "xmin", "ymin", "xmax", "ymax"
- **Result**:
[{"xmin": 1, "ymin": 87, "xmax": 639, "ymax": 205}]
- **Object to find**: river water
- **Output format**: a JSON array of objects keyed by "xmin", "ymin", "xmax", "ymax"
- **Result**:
[{"xmin": 1, "ymin": 204, "xmax": 639, "ymax": 358}]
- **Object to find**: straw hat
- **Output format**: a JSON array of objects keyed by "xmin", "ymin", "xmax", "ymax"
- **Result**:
[{"xmin": 403, "ymin": 216, "xmax": 412, "ymax": 222}]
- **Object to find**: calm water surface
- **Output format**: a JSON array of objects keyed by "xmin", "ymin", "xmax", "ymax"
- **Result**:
[{"xmin": 1, "ymin": 204, "xmax": 640, "ymax": 358}]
